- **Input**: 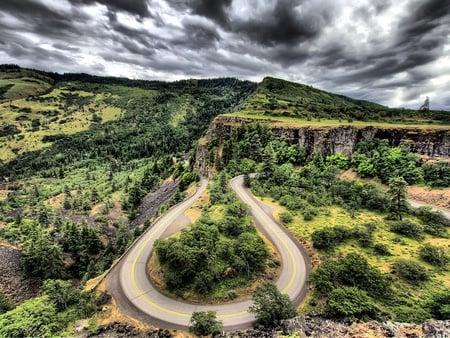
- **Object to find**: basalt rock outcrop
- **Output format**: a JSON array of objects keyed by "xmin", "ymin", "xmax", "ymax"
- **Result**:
[{"xmin": 195, "ymin": 116, "xmax": 450, "ymax": 177}]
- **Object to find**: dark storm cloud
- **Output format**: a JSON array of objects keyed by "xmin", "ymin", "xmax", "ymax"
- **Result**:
[
  {"xmin": 399, "ymin": 0, "xmax": 450, "ymax": 42},
  {"xmin": 191, "ymin": 0, "xmax": 232, "ymax": 26},
  {"xmin": 169, "ymin": 0, "xmax": 232, "ymax": 26},
  {"xmin": 176, "ymin": 20, "xmax": 221, "ymax": 49},
  {"xmin": 314, "ymin": 0, "xmax": 450, "ymax": 95},
  {"xmin": 233, "ymin": 1, "xmax": 332, "ymax": 47},
  {"xmin": 68, "ymin": 0, "xmax": 152, "ymax": 18},
  {"xmin": 0, "ymin": 0, "xmax": 86, "ymax": 38},
  {"xmin": 107, "ymin": 15, "xmax": 166, "ymax": 52}
]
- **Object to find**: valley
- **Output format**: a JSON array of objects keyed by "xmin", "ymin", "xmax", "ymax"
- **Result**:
[{"xmin": 0, "ymin": 65, "xmax": 449, "ymax": 337}]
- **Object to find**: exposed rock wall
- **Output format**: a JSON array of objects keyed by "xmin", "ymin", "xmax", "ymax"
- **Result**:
[{"xmin": 195, "ymin": 116, "xmax": 450, "ymax": 177}]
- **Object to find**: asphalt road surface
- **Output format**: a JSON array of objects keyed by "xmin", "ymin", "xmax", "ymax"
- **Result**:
[
  {"xmin": 409, "ymin": 199, "xmax": 450, "ymax": 220},
  {"xmin": 109, "ymin": 176, "xmax": 310, "ymax": 330}
]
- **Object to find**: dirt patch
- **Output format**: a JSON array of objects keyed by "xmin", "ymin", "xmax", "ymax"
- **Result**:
[
  {"xmin": 0, "ymin": 190, "xmax": 9, "ymax": 202},
  {"xmin": 340, "ymin": 169, "xmax": 450, "ymax": 211},
  {"xmin": 44, "ymin": 192, "xmax": 64, "ymax": 208},
  {"xmin": 160, "ymin": 214, "xmax": 191, "ymax": 238},
  {"xmin": 408, "ymin": 185, "xmax": 450, "ymax": 210}
]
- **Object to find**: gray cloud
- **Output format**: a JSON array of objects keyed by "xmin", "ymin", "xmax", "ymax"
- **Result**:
[
  {"xmin": 0, "ymin": 0, "xmax": 448, "ymax": 110},
  {"xmin": 68, "ymin": 0, "xmax": 152, "ymax": 18}
]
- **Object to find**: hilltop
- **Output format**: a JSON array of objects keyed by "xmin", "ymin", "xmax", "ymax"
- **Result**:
[{"xmin": 232, "ymin": 76, "xmax": 449, "ymax": 126}]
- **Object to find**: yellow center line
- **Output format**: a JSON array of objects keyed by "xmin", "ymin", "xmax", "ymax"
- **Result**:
[{"xmin": 127, "ymin": 177, "xmax": 301, "ymax": 321}]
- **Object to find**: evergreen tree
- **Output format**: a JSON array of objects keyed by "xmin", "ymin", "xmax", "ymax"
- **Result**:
[{"xmin": 388, "ymin": 177, "xmax": 409, "ymax": 220}]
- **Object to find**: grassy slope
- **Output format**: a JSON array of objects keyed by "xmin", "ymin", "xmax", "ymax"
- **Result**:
[
  {"xmin": 0, "ymin": 72, "xmax": 128, "ymax": 161},
  {"xmin": 258, "ymin": 194, "xmax": 450, "ymax": 317},
  {"xmin": 0, "ymin": 68, "xmax": 54, "ymax": 101},
  {"xmin": 229, "ymin": 76, "xmax": 450, "ymax": 127}
]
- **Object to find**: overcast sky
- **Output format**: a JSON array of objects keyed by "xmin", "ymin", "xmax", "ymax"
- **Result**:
[{"xmin": 0, "ymin": 0, "xmax": 449, "ymax": 110}]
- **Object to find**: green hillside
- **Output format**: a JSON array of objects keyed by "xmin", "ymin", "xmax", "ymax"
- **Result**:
[
  {"xmin": 0, "ymin": 65, "xmax": 54, "ymax": 101},
  {"xmin": 233, "ymin": 76, "xmax": 450, "ymax": 125}
]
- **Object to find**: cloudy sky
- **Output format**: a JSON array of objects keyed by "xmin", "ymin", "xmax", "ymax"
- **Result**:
[{"xmin": 0, "ymin": 0, "xmax": 449, "ymax": 110}]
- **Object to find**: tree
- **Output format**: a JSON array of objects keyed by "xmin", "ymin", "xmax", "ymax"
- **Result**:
[
  {"xmin": 43, "ymin": 279, "xmax": 80, "ymax": 312},
  {"xmin": 249, "ymin": 282, "xmax": 296, "ymax": 326},
  {"xmin": 22, "ymin": 229, "xmax": 65, "ymax": 280},
  {"xmin": 189, "ymin": 311, "xmax": 223, "ymax": 336},
  {"xmin": 0, "ymin": 296, "xmax": 57, "ymax": 337},
  {"xmin": 388, "ymin": 177, "xmax": 409, "ymax": 220}
]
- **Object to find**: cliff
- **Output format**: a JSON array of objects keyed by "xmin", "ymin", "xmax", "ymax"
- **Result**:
[{"xmin": 195, "ymin": 116, "xmax": 450, "ymax": 176}]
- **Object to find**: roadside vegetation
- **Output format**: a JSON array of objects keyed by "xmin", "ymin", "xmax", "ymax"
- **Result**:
[
  {"xmin": 155, "ymin": 173, "xmax": 276, "ymax": 300},
  {"xmin": 209, "ymin": 122, "xmax": 449, "ymax": 323}
]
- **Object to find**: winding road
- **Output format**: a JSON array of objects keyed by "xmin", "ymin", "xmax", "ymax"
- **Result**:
[{"xmin": 106, "ymin": 176, "xmax": 310, "ymax": 330}]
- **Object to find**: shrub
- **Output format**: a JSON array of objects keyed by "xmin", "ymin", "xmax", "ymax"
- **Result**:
[
  {"xmin": 311, "ymin": 226, "xmax": 351, "ymax": 250},
  {"xmin": 392, "ymin": 259, "xmax": 429, "ymax": 284},
  {"xmin": 189, "ymin": 311, "xmax": 223, "ymax": 336},
  {"xmin": 393, "ymin": 305, "xmax": 430, "ymax": 323},
  {"xmin": 412, "ymin": 206, "xmax": 449, "ymax": 237},
  {"xmin": 279, "ymin": 211, "xmax": 293, "ymax": 225},
  {"xmin": 302, "ymin": 208, "xmax": 317, "ymax": 221},
  {"xmin": 374, "ymin": 243, "xmax": 391, "ymax": 256},
  {"xmin": 0, "ymin": 291, "xmax": 13, "ymax": 314},
  {"xmin": 390, "ymin": 220, "xmax": 423, "ymax": 239},
  {"xmin": 426, "ymin": 288, "xmax": 450, "ymax": 320},
  {"xmin": 419, "ymin": 244, "xmax": 449, "ymax": 269},
  {"xmin": 309, "ymin": 253, "xmax": 391, "ymax": 298},
  {"xmin": 324, "ymin": 286, "xmax": 379, "ymax": 320}
]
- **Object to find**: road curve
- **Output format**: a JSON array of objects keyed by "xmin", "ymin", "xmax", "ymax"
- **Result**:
[
  {"xmin": 110, "ymin": 175, "xmax": 309, "ymax": 331},
  {"xmin": 409, "ymin": 199, "xmax": 450, "ymax": 220}
]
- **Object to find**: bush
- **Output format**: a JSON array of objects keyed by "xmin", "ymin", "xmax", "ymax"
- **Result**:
[
  {"xmin": 374, "ymin": 243, "xmax": 391, "ymax": 256},
  {"xmin": 392, "ymin": 259, "xmax": 429, "ymax": 284},
  {"xmin": 390, "ymin": 220, "xmax": 423, "ymax": 239},
  {"xmin": 419, "ymin": 244, "xmax": 449, "ymax": 269},
  {"xmin": 189, "ymin": 311, "xmax": 223, "ymax": 336},
  {"xmin": 413, "ymin": 206, "xmax": 449, "ymax": 237},
  {"xmin": 302, "ymin": 208, "xmax": 317, "ymax": 221},
  {"xmin": 0, "ymin": 291, "xmax": 13, "ymax": 314},
  {"xmin": 279, "ymin": 211, "xmax": 293, "ymax": 225},
  {"xmin": 249, "ymin": 283, "xmax": 296, "ymax": 326},
  {"xmin": 324, "ymin": 286, "xmax": 379, "ymax": 320},
  {"xmin": 311, "ymin": 226, "xmax": 350, "ymax": 250},
  {"xmin": 426, "ymin": 288, "xmax": 450, "ymax": 320},
  {"xmin": 393, "ymin": 305, "xmax": 430, "ymax": 323},
  {"xmin": 309, "ymin": 253, "xmax": 391, "ymax": 298}
]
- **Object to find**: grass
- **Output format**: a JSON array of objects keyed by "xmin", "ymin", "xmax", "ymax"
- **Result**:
[
  {"xmin": 0, "ymin": 87, "xmax": 123, "ymax": 161},
  {"xmin": 264, "ymin": 199, "xmax": 450, "ymax": 314},
  {"xmin": 228, "ymin": 111, "xmax": 450, "ymax": 129}
]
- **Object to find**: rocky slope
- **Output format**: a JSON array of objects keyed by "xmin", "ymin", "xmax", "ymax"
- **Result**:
[
  {"xmin": 0, "ymin": 243, "xmax": 39, "ymax": 305},
  {"xmin": 79, "ymin": 316, "xmax": 449, "ymax": 337},
  {"xmin": 195, "ymin": 116, "xmax": 450, "ymax": 176}
]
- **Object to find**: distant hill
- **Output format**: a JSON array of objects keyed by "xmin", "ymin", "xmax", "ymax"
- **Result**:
[
  {"xmin": 233, "ymin": 76, "xmax": 449, "ymax": 125},
  {"xmin": 0, "ymin": 65, "xmax": 54, "ymax": 102}
]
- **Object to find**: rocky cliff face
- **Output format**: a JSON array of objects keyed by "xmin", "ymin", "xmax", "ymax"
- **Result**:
[{"xmin": 195, "ymin": 116, "xmax": 450, "ymax": 176}]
